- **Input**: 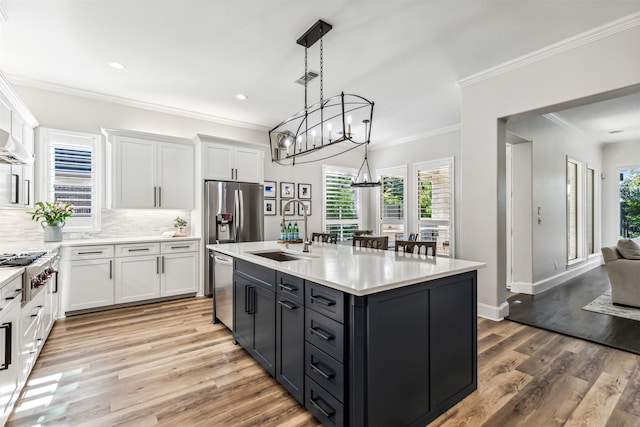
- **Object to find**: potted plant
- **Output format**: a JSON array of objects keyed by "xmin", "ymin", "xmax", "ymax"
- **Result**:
[
  {"xmin": 174, "ymin": 217, "xmax": 188, "ymax": 236},
  {"xmin": 28, "ymin": 199, "xmax": 75, "ymax": 242}
]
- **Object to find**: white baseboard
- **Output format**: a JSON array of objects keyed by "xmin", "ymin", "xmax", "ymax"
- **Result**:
[
  {"xmin": 510, "ymin": 254, "xmax": 602, "ymax": 295},
  {"xmin": 478, "ymin": 301, "xmax": 509, "ymax": 321}
]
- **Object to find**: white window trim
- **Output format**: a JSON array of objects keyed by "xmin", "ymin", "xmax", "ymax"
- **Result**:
[
  {"xmin": 38, "ymin": 127, "xmax": 102, "ymax": 232},
  {"xmin": 413, "ymin": 157, "xmax": 455, "ymax": 257},
  {"xmin": 322, "ymin": 164, "xmax": 361, "ymax": 233},
  {"xmin": 375, "ymin": 164, "xmax": 407, "ymax": 237}
]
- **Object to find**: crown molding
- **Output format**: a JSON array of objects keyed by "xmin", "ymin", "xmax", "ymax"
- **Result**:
[
  {"xmin": 0, "ymin": 71, "xmax": 39, "ymax": 127},
  {"xmin": 370, "ymin": 123, "xmax": 461, "ymax": 150},
  {"xmin": 6, "ymin": 74, "xmax": 270, "ymax": 132},
  {"xmin": 457, "ymin": 11, "xmax": 640, "ymax": 88},
  {"xmin": 542, "ymin": 112, "xmax": 591, "ymax": 139}
]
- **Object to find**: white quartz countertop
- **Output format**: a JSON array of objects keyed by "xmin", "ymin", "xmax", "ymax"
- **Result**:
[
  {"xmin": 207, "ymin": 241, "xmax": 486, "ymax": 296},
  {"xmin": 0, "ymin": 268, "xmax": 23, "ymax": 287}
]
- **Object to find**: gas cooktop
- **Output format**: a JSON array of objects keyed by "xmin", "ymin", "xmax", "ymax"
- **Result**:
[{"xmin": 0, "ymin": 252, "xmax": 47, "ymax": 267}]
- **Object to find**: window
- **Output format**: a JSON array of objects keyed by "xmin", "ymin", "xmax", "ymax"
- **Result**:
[
  {"xmin": 40, "ymin": 128, "xmax": 101, "ymax": 231},
  {"xmin": 566, "ymin": 157, "xmax": 585, "ymax": 264},
  {"xmin": 323, "ymin": 165, "xmax": 360, "ymax": 240},
  {"xmin": 377, "ymin": 166, "xmax": 406, "ymax": 246},
  {"xmin": 414, "ymin": 158, "xmax": 454, "ymax": 257},
  {"xmin": 587, "ymin": 167, "xmax": 595, "ymax": 255},
  {"xmin": 619, "ymin": 168, "xmax": 640, "ymax": 238}
]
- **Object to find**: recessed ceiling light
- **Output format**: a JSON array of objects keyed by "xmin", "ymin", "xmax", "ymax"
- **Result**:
[
  {"xmin": 235, "ymin": 94, "xmax": 248, "ymax": 101},
  {"xmin": 609, "ymin": 130, "xmax": 624, "ymax": 134},
  {"xmin": 107, "ymin": 61, "xmax": 126, "ymax": 70}
]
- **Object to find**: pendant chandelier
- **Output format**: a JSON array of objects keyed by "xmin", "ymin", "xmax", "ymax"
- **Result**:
[
  {"xmin": 351, "ymin": 119, "xmax": 381, "ymax": 187},
  {"xmin": 268, "ymin": 20, "xmax": 375, "ymax": 166}
]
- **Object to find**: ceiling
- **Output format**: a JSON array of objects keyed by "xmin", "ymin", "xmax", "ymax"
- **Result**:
[{"xmin": 0, "ymin": 1, "xmax": 639, "ymax": 146}]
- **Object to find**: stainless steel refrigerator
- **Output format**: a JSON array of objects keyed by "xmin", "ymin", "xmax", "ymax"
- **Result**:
[{"xmin": 204, "ymin": 180, "xmax": 263, "ymax": 328}]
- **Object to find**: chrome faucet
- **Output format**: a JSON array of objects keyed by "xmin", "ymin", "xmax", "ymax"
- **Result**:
[{"xmin": 281, "ymin": 198, "xmax": 311, "ymax": 252}]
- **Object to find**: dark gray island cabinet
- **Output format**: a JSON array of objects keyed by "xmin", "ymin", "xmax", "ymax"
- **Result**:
[{"xmin": 232, "ymin": 258, "xmax": 477, "ymax": 427}]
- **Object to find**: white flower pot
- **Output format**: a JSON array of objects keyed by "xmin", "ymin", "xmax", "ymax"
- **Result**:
[{"xmin": 42, "ymin": 221, "xmax": 64, "ymax": 242}]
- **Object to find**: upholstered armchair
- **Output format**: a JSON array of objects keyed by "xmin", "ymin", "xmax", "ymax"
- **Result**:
[{"xmin": 601, "ymin": 244, "xmax": 640, "ymax": 308}]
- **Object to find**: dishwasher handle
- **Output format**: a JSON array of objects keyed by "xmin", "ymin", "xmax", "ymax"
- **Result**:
[{"xmin": 214, "ymin": 255, "xmax": 233, "ymax": 265}]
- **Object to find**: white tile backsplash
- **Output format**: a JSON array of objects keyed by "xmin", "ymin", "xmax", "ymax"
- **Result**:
[{"xmin": 0, "ymin": 208, "xmax": 193, "ymax": 243}]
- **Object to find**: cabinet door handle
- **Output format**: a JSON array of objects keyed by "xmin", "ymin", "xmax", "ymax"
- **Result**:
[
  {"xmin": 24, "ymin": 179, "xmax": 30, "ymax": 205},
  {"xmin": 109, "ymin": 260, "xmax": 113, "ymax": 279},
  {"xmin": 278, "ymin": 283, "xmax": 297, "ymax": 292},
  {"xmin": 310, "ymin": 295, "xmax": 336, "ymax": 307},
  {"xmin": 309, "ymin": 326, "xmax": 334, "ymax": 341},
  {"xmin": 248, "ymin": 287, "xmax": 256, "ymax": 315},
  {"xmin": 31, "ymin": 305, "xmax": 44, "ymax": 318},
  {"xmin": 153, "ymin": 186, "xmax": 157, "ymax": 207},
  {"xmin": 158, "ymin": 187, "xmax": 162, "ymax": 207},
  {"xmin": 278, "ymin": 300, "xmax": 296, "ymax": 310},
  {"xmin": 161, "ymin": 256, "xmax": 165, "ymax": 274},
  {"xmin": 157, "ymin": 256, "xmax": 160, "ymax": 274},
  {"xmin": 128, "ymin": 248, "xmax": 150, "ymax": 252},
  {"xmin": 0, "ymin": 322, "xmax": 12, "ymax": 370},
  {"xmin": 309, "ymin": 397, "xmax": 334, "ymax": 418},
  {"xmin": 309, "ymin": 362, "xmax": 334, "ymax": 380},
  {"xmin": 78, "ymin": 251, "xmax": 104, "ymax": 255},
  {"xmin": 10, "ymin": 174, "xmax": 19, "ymax": 204},
  {"xmin": 244, "ymin": 285, "xmax": 250, "ymax": 313},
  {"xmin": 170, "ymin": 245, "xmax": 190, "ymax": 249}
]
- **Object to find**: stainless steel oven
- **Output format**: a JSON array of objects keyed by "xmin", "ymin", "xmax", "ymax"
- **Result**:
[{"xmin": 0, "ymin": 249, "xmax": 59, "ymax": 305}]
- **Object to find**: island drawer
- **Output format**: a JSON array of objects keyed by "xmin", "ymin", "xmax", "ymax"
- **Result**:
[
  {"xmin": 276, "ymin": 272, "xmax": 304, "ymax": 303},
  {"xmin": 116, "ymin": 242, "xmax": 160, "ymax": 257},
  {"xmin": 68, "ymin": 245, "xmax": 114, "ymax": 260},
  {"xmin": 306, "ymin": 281, "xmax": 345, "ymax": 323},
  {"xmin": 305, "ymin": 308, "xmax": 344, "ymax": 363},
  {"xmin": 235, "ymin": 259, "xmax": 275, "ymax": 290},
  {"xmin": 305, "ymin": 377, "xmax": 345, "ymax": 427},
  {"xmin": 305, "ymin": 342, "xmax": 344, "ymax": 402},
  {"xmin": 161, "ymin": 240, "xmax": 198, "ymax": 253}
]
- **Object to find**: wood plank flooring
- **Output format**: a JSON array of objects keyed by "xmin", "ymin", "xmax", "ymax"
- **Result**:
[{"xmin": 7, "ymin": 297, "xmax": 640, "ymax": 426}]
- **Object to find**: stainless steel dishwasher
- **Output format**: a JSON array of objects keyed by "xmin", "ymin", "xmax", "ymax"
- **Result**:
[{"xmin": 212, "ymin": 250, "xmax": 233, "ymax": 329}]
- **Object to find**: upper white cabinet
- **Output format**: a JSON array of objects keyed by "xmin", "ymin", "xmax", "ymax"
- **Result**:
[
  {"xmin": 108, "ymin": 130, "xmax": 195, "ymax": 209},
  {"xmin": 0, "ymin": 72, "xmax": 38, "ymax": 209},
  {"xmin": 199, "ymin": 137, "xmax": 264, "ymax": 183}
]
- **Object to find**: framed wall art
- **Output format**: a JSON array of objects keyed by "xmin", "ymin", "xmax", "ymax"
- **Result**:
[
  {"xmin": 281, "ymin": 199, "xmax": 294, "ymax": 216},
  {"xmin": 298, "ymin": 200, "xmax": 311, "ymax": 216},
  {"xmin": 264, "ymin": 181, "xmax": 277, "ymax": 198},
  {"xmin": 264, "ymin": 199, "xmax": 277, "ymax": 216},
  {"xmin": 280, "ymin": 182, "xmax": 295, "ymax": 199},
  {"xmin": 298, "ymin": 183, "xmax": 311, "ymax": 199}
]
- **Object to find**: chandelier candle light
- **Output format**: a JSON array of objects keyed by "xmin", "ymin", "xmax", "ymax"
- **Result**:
[{"xmin": 268, "ymin": 19, "xmax": 375, "ymax": 165}]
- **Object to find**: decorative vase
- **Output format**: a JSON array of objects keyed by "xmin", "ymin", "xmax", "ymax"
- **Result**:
[{"xmin": 42, "ymin": 221, "xmax": 64, "ymax": 242}]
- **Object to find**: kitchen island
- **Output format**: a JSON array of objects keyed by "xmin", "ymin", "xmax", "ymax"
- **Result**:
[{"xmin": 207, "ymin": 241, "xmax": 485, "ymax": 427}]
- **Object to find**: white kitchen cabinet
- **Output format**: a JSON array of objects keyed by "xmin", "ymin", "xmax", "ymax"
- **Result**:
[
  {"xmin": 160, "ymin": 240, "xmax": 198, "ymax": 296},
  {"xmin": 203, "ymin": 141, "xmax": 263, "ymax": 183},
  {"xmin": 0, "ymin": 277, "xmax": 21, "ymax": 421},
  {"xmin": 67, "ymin": 258, "xmax": 115, "ymax": 311},
  {"xmin": 114, "ymin": 242, "xmax": 161, "ymax": 304},
  {"xmin": 112, "ymin": 135, "xmax": 194, "ymax": 209}
]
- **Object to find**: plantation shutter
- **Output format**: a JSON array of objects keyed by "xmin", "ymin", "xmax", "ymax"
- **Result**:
[
  {"xmin": 324, "ymin": 168, "xmax": 359, "ymax": 240},
  {"xmin": 49, "ymin": 145, "xmax": 94, "ymax": 218},
  {"xmin": 380, "ymin": 175, "xmax": 404, "ymax": 220},
  {"xmin": 416, "ymin": 160, "xmax": 453, "ymax": 257}
]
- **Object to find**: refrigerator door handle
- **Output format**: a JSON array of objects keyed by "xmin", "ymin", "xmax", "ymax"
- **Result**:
[
  {"xmin": 234, "ymin": 189, "xmax": 240, "ymax": 241},
  {"xmin": 238, "ymin": 189, "xmax": 244, "ymax": 240}
]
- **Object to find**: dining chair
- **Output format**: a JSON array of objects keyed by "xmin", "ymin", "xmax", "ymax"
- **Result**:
[
  {"xmin": 352, "ymin": 236, "xmax": 389, "ymax": 250},
  {"xmin": 394, "ymin": 240, "xmax": 437, "ymax": 256},
  {"xmin": 312, "ymin": 232, "xmax": 338, "ymax": 244}
]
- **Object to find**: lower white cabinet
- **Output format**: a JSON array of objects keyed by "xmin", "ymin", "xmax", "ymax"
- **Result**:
[
  {"xmin": 62, "ymin": 239, "xmax": 199, "ymax": 313},
  {"xmin": 115, "ymin": 255, "xmax": 161, "ymax": 303},
  {"xmin": 67, "ymin": 258, "xmax": 115, "ymax": 311},
  {"xmin": 0, "ymin": 280, "xmax": 21, "ymax": 421}
]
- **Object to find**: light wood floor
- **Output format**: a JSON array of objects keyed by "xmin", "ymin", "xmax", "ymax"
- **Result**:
[{"xmin": 7, "ymin": 297, "xmax": 640, "ymax": 427}]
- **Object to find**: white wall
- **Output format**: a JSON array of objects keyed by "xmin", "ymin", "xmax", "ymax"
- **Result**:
[
  {"xmin": 460, "ymin": 22, "xmax": 640, "ymax": 320},
  {"xmin": 509, "ymin": 141, "xmax": 533, "ymax": 286},
  {"xmin": 602, "ymin": 139, "xmax": 640, "ymax": 247}
]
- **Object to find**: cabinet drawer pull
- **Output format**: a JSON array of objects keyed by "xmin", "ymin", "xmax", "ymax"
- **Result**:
[
  {"xmin": 5, "ymin": 289, "xmax": 22, "ymax": 300},
  {"xmin": 170, "ymin": 245, "xmax": 190, "ymax": 249},
  {"xmin": 310, "ymin": 295, "xmax": 335, "ymax": 306},
  {"xmin": 278, "ymin": 300, "xmax": 296, "ymax": 310},
  {"xmin": 30, "ymin": 305, "xmax": 44, "ymax": 317},
  {"xmin": 309, "ymin": 326, "xmax": 334, "ymax": 341},
  {"xmin": 309, "ymin": 362, "xmax": 334, "ymax": 379},
  {"xmin": 309, "ymin": 397, "xmax": 334, "ymax": 418},
  {"xmin": 127, "ymin": 248, "xmax": 150, "ymax": 252},
  {"xmin": 78, "ymin": 251, "xmax": 104, "ymax": 255},
  {"xmin": 279, "ymin": 283, "xmax": 297, "ymax": 292}
]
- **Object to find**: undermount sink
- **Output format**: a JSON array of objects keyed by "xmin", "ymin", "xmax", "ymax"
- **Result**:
[{"xmin": 249, "ymin": 251, "xmax": 310, "ymax": 262}]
